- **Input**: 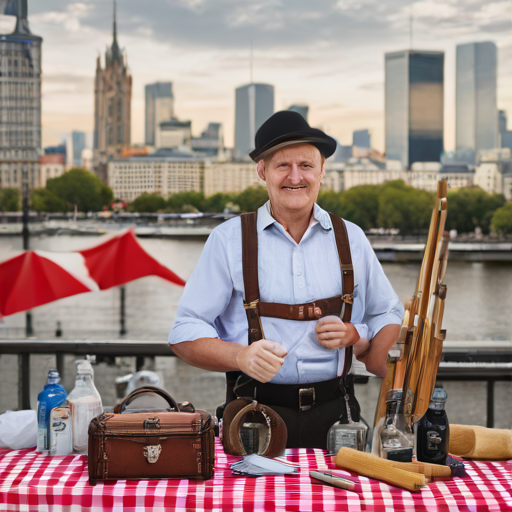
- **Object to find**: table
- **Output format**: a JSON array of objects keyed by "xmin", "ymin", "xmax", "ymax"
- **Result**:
[{"xmin": 1, "ymin": 439, "xmax": 511, "ymax": 512}]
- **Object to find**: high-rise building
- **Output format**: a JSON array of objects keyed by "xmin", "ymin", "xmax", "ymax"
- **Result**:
[
  {"xmin": 353, "ymin": 129, "xmax": 371, "ymax": 148},
  {"xmin": 192, "ymin": 123, "xmax": 224, "ymax": 156},
  {"xmin": 0, "ymin": 0, "xmax": 42, "ymax": 190},
  {"xmin": 71, "ymin": 131, "xmax": 86, "ymax": 167},
  {"xmin": 93, "ymin": 1, "xmax": 132, "ymax": 182},
  {"xmin": 456, "ymin": 42, "xmax": 498, "ymax": 164},
  {"xmin": 385, "ymin": 50, "xmax": 444, "ymax": 169},
  {"xmin": 145, "ymin": 82, "xmax": 174, "ymax": 146},
  {"xmin": 234, "ymin": 83, "xmax": 274, "ymax": 160},
  {"xmin": 288, "ymin": 104, "xmax": 308, "ymax": 122}
]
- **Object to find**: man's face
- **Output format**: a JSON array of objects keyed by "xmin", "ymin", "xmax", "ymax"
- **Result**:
[{"xmin": 257, "ymin": 143, "xmax": 325, "ymax": 218}]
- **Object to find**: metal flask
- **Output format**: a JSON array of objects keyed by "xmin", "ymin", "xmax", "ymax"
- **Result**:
[{"xmin": 327, "ymin": 395, "xmax": 368, "ymax": 455}]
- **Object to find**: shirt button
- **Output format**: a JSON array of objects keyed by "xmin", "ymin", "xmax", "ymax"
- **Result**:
[
  {"xmin": 297, "ymin": 271, "xmax": 302, "ymax": 276},
  {"xmin": 299, "ymin": 283, "xmax": 304, "ymax": 289}
]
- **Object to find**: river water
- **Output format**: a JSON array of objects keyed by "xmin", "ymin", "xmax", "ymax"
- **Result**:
[{"xmin": 1, "ymin": 234, "xmax": 511, "ymax": 428}]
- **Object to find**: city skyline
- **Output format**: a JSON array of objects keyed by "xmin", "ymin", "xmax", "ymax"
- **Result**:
[{"xmin": 26, "ymin": 0, "xmax": 512, "ymax": 153}]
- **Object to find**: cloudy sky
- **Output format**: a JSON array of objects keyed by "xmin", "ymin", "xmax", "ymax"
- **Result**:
[{"xmin": 28, "ymin": 0, "xmax": 512, "ymax": 152}]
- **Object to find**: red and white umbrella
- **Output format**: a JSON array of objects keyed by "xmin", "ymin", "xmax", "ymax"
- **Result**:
[
  {"xmin": 0, "ymin": 250, "xmax": 99, "ymax": 317},
  {"xmin": 77, "ymin": 229, "xmax": 186, "ymax": 290}
]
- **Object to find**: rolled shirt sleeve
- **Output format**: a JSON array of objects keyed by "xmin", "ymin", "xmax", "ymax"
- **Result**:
[{"xmin": 168, "ymin": 228, "xmax": 234, "ymax": 345}]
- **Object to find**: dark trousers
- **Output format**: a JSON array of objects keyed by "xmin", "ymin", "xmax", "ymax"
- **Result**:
[{"xmin": 231, "ymin": 375, "xmax": 361, "ymax": 450}]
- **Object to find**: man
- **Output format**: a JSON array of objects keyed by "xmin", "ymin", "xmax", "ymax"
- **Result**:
[{"xmin": 169, "ymin": 111, "xmax": 403, "ymax": 449}]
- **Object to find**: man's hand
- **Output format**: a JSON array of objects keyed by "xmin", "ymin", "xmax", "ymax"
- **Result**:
[
  {"xmin": 315, "ymin": 315, "xmax": 359, "ymax": 350},
  {"xmin": 236, "ymin": 339, "xmax": 287, "ymax": 383}
]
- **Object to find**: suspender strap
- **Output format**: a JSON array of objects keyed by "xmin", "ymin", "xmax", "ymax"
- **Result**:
[
  {"xmin": 328, "ymin": 213, "xmax": 355, "ymax": 377},
  {"xmin": 328, "ymin": 213, "xmax": 354, "ymax": 323},
  {"xmin": 240, "ymin": 210, "xmax": 355, "ymax": 378},
  {"xmin": 241, "ymin": 212, "xmax": 264, "ymax": 345}
]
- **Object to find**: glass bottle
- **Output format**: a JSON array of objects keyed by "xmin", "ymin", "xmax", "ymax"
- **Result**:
[
  {"xmin": 378, "ymin": 389, "xmax": 414, "ymax": 462},
  {"xmin": 67, "ymin": 360, "xmax": 103, "ymax": 454},
  {"xmin": 327, "ymin": 394, "xmax": 368, "ymax": 454},
  {"xmin": 415, "ymin": 386, "xmax": 449, "ymax": 465},
  {"xmin": 36, "ymin": 369, "xmax": 68, "ymax": 453}
]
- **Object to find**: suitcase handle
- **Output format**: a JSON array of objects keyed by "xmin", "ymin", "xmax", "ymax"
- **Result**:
[{"xmin": 113, "ymin": 385, "xmax": 181, "ymax": 414}]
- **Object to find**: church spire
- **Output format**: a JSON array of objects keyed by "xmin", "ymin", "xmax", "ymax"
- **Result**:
[{"xmin": 113, "ymin": 0, "xmax": 117, "ymax": 46}]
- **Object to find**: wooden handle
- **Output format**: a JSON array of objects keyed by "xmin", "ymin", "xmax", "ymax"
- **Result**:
[{"xmin": 335, "ymin": 448, "xmax": 427, "ymax": 492}]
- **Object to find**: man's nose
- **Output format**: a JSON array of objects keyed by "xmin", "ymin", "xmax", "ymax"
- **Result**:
[{"xmin": 288, "ymin": 163, "xmax": 302, "ymax": 183}]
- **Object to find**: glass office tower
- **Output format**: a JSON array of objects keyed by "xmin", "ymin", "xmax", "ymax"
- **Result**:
[
  {"xmin": 456, "ymin": 42, "xmax": 497, "ymax": 163},
  {"xmin": 234, "ymin": 83, "xmax": 274, "ymax": 160},
  {"xmin": 385, "ymin": 50, "xmax": 444, "ymax": 169},
  {"xmin": 145, "ymin": 82, "xmax": 174, "ymax": 146}
]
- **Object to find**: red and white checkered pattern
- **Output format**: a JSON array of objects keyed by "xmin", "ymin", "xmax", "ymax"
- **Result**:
[{"xmin": 1, "ymin": 440, "xmax": 511, "ymax": 511}]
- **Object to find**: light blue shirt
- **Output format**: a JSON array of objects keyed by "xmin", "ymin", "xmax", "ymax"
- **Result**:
[{"xmin": 169, "ymin": 202, "xmax": 404, "ymax": 384}]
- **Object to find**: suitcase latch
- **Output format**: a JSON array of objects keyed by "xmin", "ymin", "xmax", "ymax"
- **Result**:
[
  {"xmin": 143, "ymin": 418, "xmax": 161, "ymax": 430},
  {"xmin": 143, "ymin": 444, "xmax": 162, "ymax": 463}
]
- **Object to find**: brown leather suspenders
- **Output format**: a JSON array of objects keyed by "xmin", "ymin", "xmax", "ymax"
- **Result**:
[{"xmin": 240, "ymin": 211, "xmax": 355, "ymax": 378}]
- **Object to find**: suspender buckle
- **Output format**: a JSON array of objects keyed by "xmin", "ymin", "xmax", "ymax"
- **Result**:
[
  {"xmin": 244, "ymin": 299, "xmax": 260, "ymax": 310},
  {"xmin": 341, "ymin": 293, "xmax": 354, "ymax": 305}
]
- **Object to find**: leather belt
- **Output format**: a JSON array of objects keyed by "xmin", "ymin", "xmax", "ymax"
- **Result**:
[
  {"xmin": 235, "ymin": 376, "xmax": 353, "ymax": 412},
  {"xmin": 258, "ymin": 296, "xmax": 346, "ymax": 321}
]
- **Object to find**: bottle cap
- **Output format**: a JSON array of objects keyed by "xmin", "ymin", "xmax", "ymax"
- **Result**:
[
  {"xmin": 429, "ymin": 386, "xmax": 448, "ymax": 410},
  {"xmin": 385, "ymin": 389, "xmax": 403, "ymax": 402},
  {"xmin": 76, "ymin": 359, "xmax": 94, "ymax": 376},
  {"xmin": 47, "ymin": 369, "xmax": 61, "ymax": 383}
]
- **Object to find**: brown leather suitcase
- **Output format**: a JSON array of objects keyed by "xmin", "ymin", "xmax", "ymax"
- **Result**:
[{"xmin": 88, "ymin": 386, "xmax": 215, "ymax": 485}]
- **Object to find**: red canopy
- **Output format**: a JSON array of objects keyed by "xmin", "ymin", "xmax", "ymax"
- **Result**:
[
  {"xmin": 0, "ymin": 251, "xmax": 98, "ymax": 317},
  {"xmin": 77, "ymin": 229, "xmax": 186, "ymax": 290}
]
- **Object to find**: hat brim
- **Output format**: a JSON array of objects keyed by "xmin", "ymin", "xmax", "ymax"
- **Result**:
[{"xmin": 249, "ymin": 130, "xmax": 337, "ymax": 162}]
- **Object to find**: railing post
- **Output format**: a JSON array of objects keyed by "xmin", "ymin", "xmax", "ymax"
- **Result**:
[
  {"xmin": 56, "ymin": 353, "xmax": 64, "ymax": 381},
  {"xmin": 486, "ymin": 379, "xmax": 495, "ymax": 428},
  {"xmin": 18, "ymin": 353, "xmax": 30, "ymax": 410}
]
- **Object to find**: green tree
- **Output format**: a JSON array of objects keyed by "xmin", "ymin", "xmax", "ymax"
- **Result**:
[
  {"xmin": 317, "ymin": 190, "xmax": 344, "ymax": 217},
  {"xmin": 445, "ymin": 187, "xmax": 505, "ymax": 234},
  {"xmin": 204, "ymin": 193, "xmax": 235, "ymax": 213},
  {"xmin": 233, "ymin": 186, "xmax": 269, "ymax": 212},
  {"xmin": 0, "ymin": 188, "xmax": 20, "ymax": 212},
  {"xmin": 31, "ymin": 188, "xmax": 69, "ymax": 212},
  {"xmin": 167, "ymin": 191, "xmax": 205, "ymax": 213},
  {"xmin": 491, "ymin": 202, "xmax": 512, "ymax": 235},
  {"xmin": 128, "ymin": 193, "xmax": 166, "ymax": 213},
  {"xmin": 377, "ymin": 181, "xmax": 434, "ymax": 235},
  {"xmin": 46, "ymin": 168, "xmax": 113, "ymax": 212},
  {"xmin": 338, "ymin": 185, "xmax": 382, "ymax": 231}
]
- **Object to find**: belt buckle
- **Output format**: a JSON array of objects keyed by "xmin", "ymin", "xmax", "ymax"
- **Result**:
[{"xmin": 298, "ymin": 387, "xmax": 315, "ymax": 412}]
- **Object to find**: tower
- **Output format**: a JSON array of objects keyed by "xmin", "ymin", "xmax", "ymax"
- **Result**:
[
  {"xmin": 0, "ymin": 0, "xmax": 42, "ymax": 191},
  {"xmin": 385, "ymin": 50, "xmax": 444, "ymax": 169},
  {"xmin": 234, "ymin": 83, "xmax": 274, "ymax": 160},
  {"xmin": 93, "ymin": 0, "xmax": 132, "ymax": 182},
  {"xmin": 456, "ymin": 42, "xmax": 498, "ymax": 163},
  {"xmin": 145, "ymin": 82, "xmax": 174, "ymax": 146}
]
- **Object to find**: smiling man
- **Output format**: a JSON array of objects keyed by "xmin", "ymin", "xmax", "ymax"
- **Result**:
[{"xmin": 169, "ymin": 111, "xmax": 403, "ymax": 449}]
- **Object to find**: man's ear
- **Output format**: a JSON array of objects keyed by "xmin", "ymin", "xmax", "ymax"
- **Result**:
[{"xmin": 256, "ymin": 160, "xmax": 266, "ymax": 181}]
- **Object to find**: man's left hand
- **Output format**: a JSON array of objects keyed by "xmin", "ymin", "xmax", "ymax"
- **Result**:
[{"xmin": 315, "ymin": 315, "xmax": 359, "ymax": 350}]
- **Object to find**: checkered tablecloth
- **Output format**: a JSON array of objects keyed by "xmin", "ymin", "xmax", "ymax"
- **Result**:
[{"xmin": 1, "ymin": 439, "xmax": 511, "ymax": 512}]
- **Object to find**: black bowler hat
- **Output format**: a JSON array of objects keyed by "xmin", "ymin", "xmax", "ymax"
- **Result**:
[{"xmin": 249, "ymin": 110, "xmax": 337, "ymax": 162}]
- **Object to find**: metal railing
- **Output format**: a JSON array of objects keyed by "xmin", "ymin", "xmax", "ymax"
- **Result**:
[{"xmin": 1, "ymin": 339, "xmax": 510, "ymax": 428}]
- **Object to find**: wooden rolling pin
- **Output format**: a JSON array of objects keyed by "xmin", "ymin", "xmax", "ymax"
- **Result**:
[{"xmin": 335, "ymin": 448, "xmax": 427, "ymax": 491}]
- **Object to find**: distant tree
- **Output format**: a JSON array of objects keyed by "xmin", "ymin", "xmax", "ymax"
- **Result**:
[
  {"xmin": 233, "ymin": 186, "xmax": 269, "ymax": 212},
  {"xmin": 167, "ymin": 191, "xmax": 205, "ymax": 213},
  {"xmin": 46, "ymin": 168, "xmax": 113, "ymax": 212},
  {"xmin": 445, "ymin": 187, "xmax": 506, "ymax": 234},
  {"xmin": 491, "ymin": 202, "xmax": 512, "ymax": 235},
  {"xmin": 377, "ymin": 181, "xmax": 434, "ymax": 235},
  {"xmin": 0, "ymin": 188, "xmax": 20, "ymax": 212},
  {"xmin": 338, "ymin": 185, "xmax": 382, "ymax": 231},
  {"xmin": 204, "ymin": 193, "xmax": 235, "ymax": 213},
  {"xmin": 31, "ymin": 188, "xmax": 69, "ymax": 213},
  {"xmin": 128, "ymin": 193, "xmax": 166, "ymax": 213},
  {"xmin": 317, "ymin": 190, "xmax": 344, "ymax": 217}
]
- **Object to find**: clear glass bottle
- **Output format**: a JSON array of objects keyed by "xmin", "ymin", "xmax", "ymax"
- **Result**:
[
  {"xmin": 67, "ymin": 360, "xmax": 103, "ymax": 454},
  {"xmin": 415, "ymin": 386, "xmax": 449, "ymax": 465},
  {"xmin": 36, "ymin": 369, "xmax": 68, "ymax": 453},
  {"xmin": 327, "ymin": 394, "xmax": 368, "ymax": 454},
  {"xmin": 378, "ymin": 389, "xmax": 414, "ymax": 462}
]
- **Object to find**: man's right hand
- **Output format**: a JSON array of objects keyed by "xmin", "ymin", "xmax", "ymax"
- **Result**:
[{"xmin": 235, "ymin": 339, "xmax": 287, "ymax": 383}]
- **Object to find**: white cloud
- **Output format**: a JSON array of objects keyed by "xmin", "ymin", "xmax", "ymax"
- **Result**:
[{"xmin": 31, "ymin": 2, "xmax": 93, "ymax": 34}]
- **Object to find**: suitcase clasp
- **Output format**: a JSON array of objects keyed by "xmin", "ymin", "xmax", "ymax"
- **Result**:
[
  {"xmin": 143, "ymin": 444, "xmax": 162, "ymax": 463},
  {"xmin": 143, "ymin": 418, "xmax": 161, "ymax": 430}
]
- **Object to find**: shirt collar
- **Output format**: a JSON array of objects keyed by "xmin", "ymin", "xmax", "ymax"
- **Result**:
[{"xmin": 257, "ymin": 201, "xmax": 333, "ymax": 233}]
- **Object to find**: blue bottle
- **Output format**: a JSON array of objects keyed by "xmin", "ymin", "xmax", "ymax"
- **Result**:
[{"xmin": 36, "ymin": 369, "xmax": 68, "ymax": 453}]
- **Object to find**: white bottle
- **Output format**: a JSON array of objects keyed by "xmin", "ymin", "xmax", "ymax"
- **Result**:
[{"xmin": 67, "ymin": 360, "xmax": 103, "ymax": 454}]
